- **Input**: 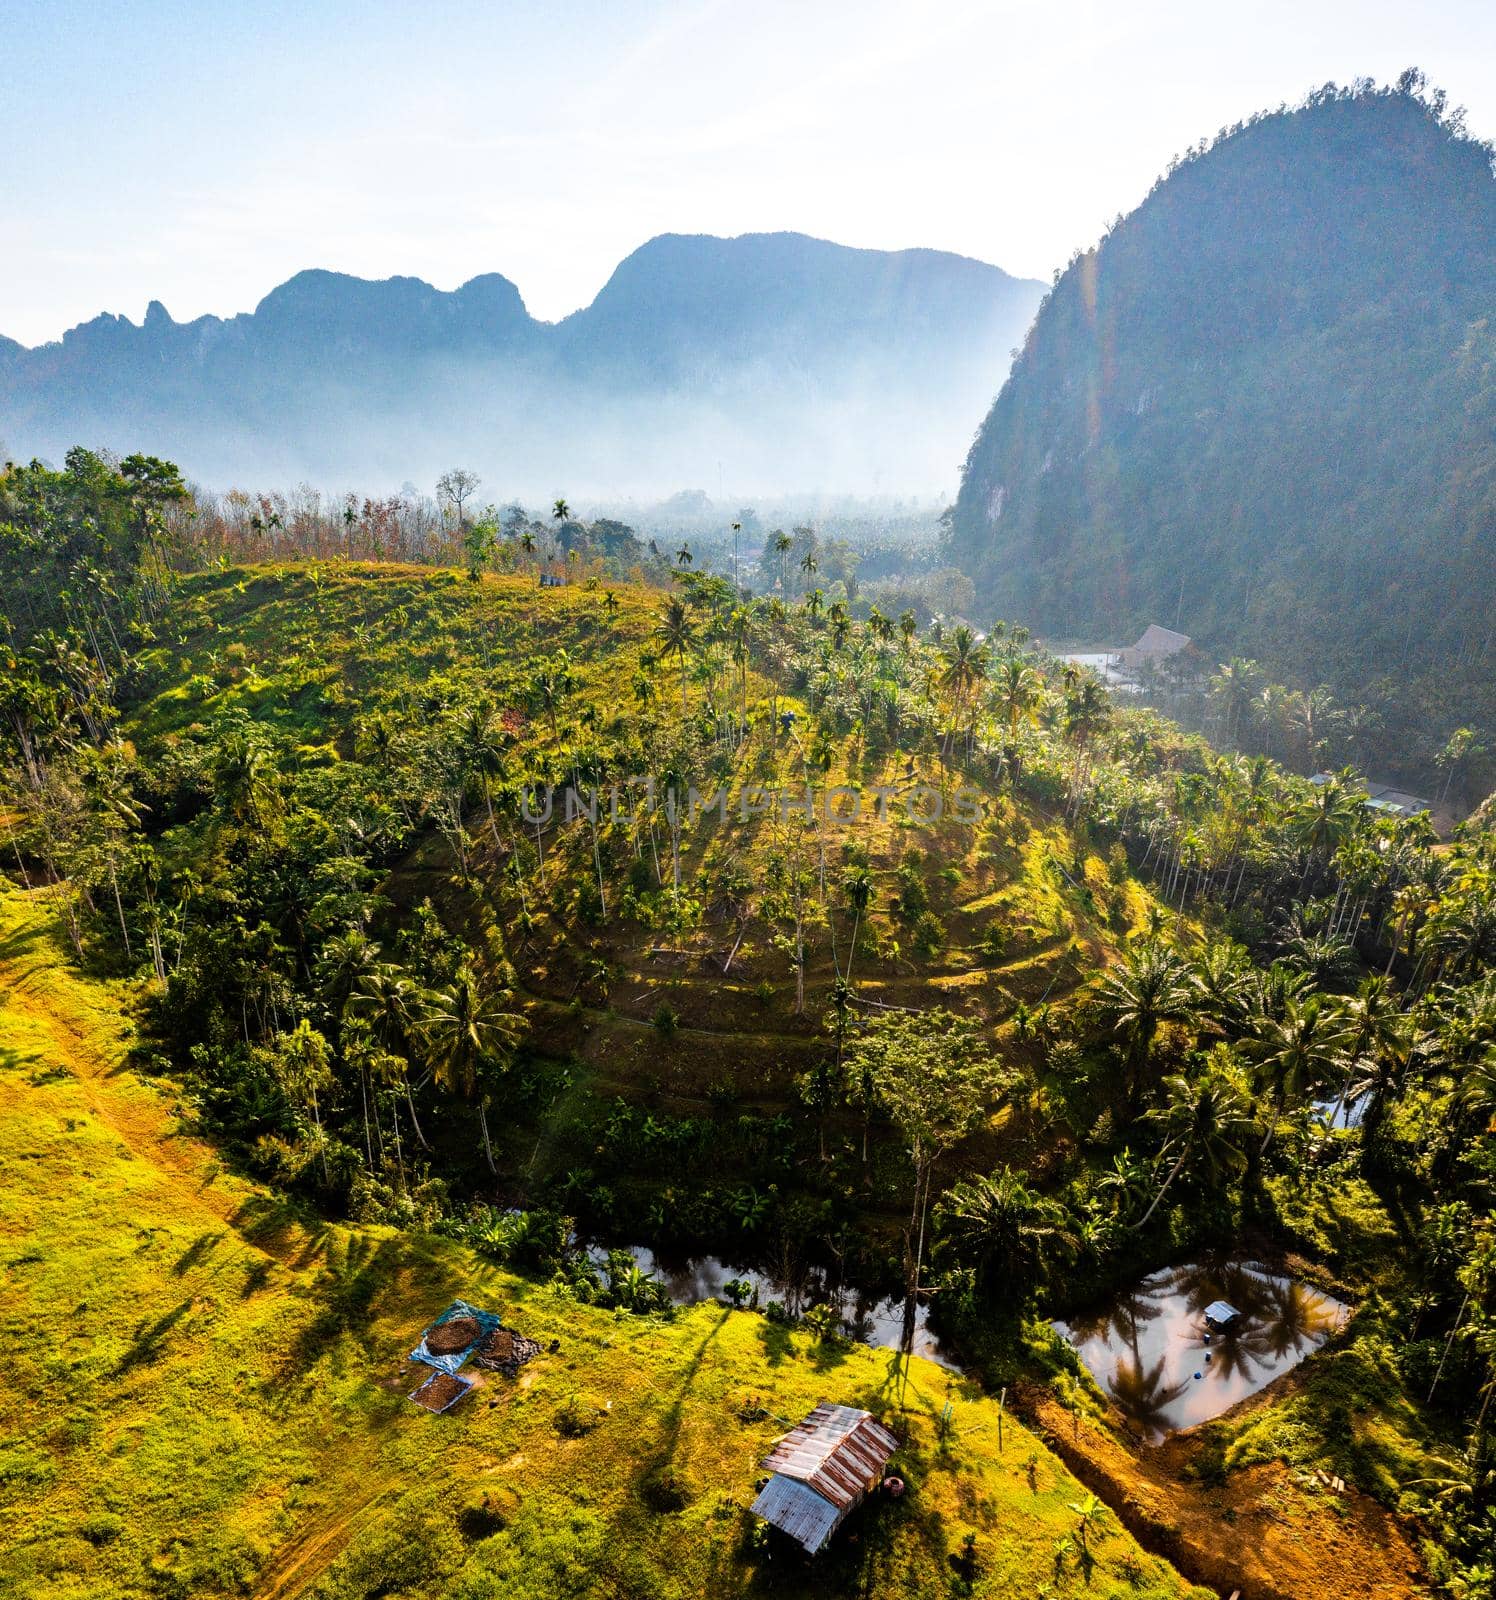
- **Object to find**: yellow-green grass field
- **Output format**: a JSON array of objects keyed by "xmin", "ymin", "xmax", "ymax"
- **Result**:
[{"xmin": 0, "ymin": 883, "xmax": 1206, "ymax": 1599}]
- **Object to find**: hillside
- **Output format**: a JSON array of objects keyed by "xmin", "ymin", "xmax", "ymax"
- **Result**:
[
  {"xmin": 107, "ymin": 562, "xmax": 1152, "ymax": 1274},
  {"xmin": 9, "ymin": 451, "xmax": 1496, "ymax": 1597},
  {"xmin": 0, "ymin": 883, "xmax": 1200, "ymax": 1600},
  {"xmin": 947, "ymin": 75, "xmax": 1496, "ymax": 778},
  {"xmin": 0, "ymin": 233, "xmax": 1044, "ymax": 495}
]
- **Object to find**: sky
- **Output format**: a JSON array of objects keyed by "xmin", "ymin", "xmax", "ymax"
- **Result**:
[{"xmin": 4, "ymin": 0, "xmax": 1496, "ymax": 348}]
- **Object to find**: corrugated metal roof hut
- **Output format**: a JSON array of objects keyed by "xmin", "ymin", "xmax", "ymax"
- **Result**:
[
  {"xmin": 750, "ymin": 1402, "xmax": 899, "ymax": 1554},
  {"xmin": 1204, "ymin": 1300, "xmax": 1241, "ymax": 1331}
]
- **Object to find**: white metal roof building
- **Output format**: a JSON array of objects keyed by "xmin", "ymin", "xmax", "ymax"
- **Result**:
[{"xmin": 749, "ymin": 1402, "xmax": 899, "ymax": 1554}]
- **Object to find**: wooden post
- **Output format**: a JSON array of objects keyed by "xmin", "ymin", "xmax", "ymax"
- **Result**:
[{"xmin": 997, "ymin": 1387, "xmax": 1006, "ymax": 1454}]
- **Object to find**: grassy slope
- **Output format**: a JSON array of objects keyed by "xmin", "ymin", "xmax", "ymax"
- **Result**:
[{"xmin": 0, "ymin": 883, "xmax": 1206, "ymax": 1600}]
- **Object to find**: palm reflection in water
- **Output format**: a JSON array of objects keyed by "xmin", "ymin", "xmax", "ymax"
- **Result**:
[{"xmin": 1057, "ymin": 1258, "xmax": 1347, "ymax": 1441}]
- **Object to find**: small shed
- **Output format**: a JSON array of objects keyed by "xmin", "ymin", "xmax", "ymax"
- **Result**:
[
  {"xmin": 750, "ymin": 1402, "xmax": 898, "ymax": 1555},
  {"xmin": 1204, "ymin": 1300, "xmax": 1241, "ymax": 1332}
]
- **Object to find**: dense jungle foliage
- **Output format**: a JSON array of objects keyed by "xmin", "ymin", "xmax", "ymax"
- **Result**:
[
  {"xmin": 4, "ymin": 449, "xmax": 1496, "ymax": 1595},
  {"xmin": 948, "ymin": 75, "xmax": 1496, "ymax": 798}
]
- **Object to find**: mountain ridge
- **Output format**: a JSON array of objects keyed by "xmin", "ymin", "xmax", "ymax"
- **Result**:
[{"xmin": 0, "ymin": 231, "xmax": 1044, "ymax": 495}]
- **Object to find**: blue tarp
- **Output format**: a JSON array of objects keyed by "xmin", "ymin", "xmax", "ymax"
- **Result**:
[{"xmin": 411, "ymin": 1299, "xmax": 503, "ymax": 1374}]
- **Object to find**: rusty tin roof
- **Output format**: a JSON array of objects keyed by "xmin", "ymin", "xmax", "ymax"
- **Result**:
[{"xmin": 760, "ymin": 1402, "xmax": 899, "ymax": 1510}]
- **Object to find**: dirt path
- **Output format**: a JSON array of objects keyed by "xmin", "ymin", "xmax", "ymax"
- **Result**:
[{"xmin": 1018, "ymin": 1383, "xmax": 1432, "ymax": 1600}]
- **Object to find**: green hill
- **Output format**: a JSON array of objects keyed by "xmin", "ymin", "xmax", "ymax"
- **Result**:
[
  {"xmin": 947, "ymin": 74, "xmax": 1496, "ymax": 784},
  {"xmin": 0, "ymin": 883, "xmax": 1200, "ymax": 1600}
]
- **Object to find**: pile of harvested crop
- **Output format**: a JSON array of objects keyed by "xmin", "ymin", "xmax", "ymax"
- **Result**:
[
  {"xmin": 424, "ymin": 1315, "xmax": 480, "ymax": 1356},
  {"xmin": 411, "ymin": 1371, "xmax": 471, "ymax": 1412},
  {"xmin": 473, "ymin": 1325, "xmax": 543, "ymax": 1375}
]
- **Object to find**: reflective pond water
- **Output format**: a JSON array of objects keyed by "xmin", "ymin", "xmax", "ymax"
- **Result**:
[
  {"xmin": 591, "ymin": 1244, "xmax": 955, "ymax": 1367},
  {"xmin": 1314, "ymin": 1091, "xmax": 1368, "ymax": 1130},
  {"xmin": 1054, "ymin": 1256, "xmax": 1348, "ymax": 1441}
]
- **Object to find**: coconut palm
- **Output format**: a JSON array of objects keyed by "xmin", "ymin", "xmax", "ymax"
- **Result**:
[
  {"xmin": 213, "ymin": 730, "xmax": 281, "ymax": 830},
  {"xmin": 841, "ymin": 866, "xmax": 874, "ymax": 985},
  {"xmin": 993, "ymin": 653, "xmax": 1042, "ymax": 752},
  {"xmin": 1250, "ymin": 993, "xmax": 1350, "ymax": 1154},
  {"xmin": 351, "ymin": 963, "xmax": 430, "ymax": 1149},
  {"xmin": 655, "ymin": 596, "xmax": 696, "ymax": 716},
  {"xmin": 1208, "ymin": 658, "xmax": 1262, "ymax": 743},
  {"xmin": 938, "ymin": 624, "xmax": 989, "ymax": 758},
  {"xmin": 422, "ymin": 965, "xmax": 522, "ymax": 1174},
  {"xmin": 1097, "ymin": 941, "xmax": 1198, "ymax": 1105},
  {"xmin": 936, "ymin": 1168, "xmax": 1077, "ymax": 1296},
  {"xmin": 1134, "ymin": 1053, "xmax": 1254, "ymax": 1228}
]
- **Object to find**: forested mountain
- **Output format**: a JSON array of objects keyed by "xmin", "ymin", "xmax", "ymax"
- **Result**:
[
  {"xmin": 948, "ymin": 75, "xmax": 1496, "ymax": 775},
  {"xmin": 0, "ymin": 232, "xmax": 1043, "ymax": 495}
]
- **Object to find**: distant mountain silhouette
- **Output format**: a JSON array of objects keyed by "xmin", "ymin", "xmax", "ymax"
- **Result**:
[
  {"xmin": 0, "ymin": 233, "xmax": 1043, "ymax": 494},
  {"xmin": 947, "ymin": 74, "xmax": 1496, "ymax": 764}
]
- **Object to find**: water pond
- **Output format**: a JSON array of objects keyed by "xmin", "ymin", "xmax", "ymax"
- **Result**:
[
  {"xmin": 591, "ymin": 1243, "xmax": 955, "ymax": 1368},
  {"xmin": 1054, "ymin": 1256, "xmax": 1348, "ymax": 1441}
]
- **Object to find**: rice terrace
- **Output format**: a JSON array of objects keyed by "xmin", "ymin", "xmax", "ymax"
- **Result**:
[{"xmin": 3, "ymin": 10, "xmax": 1496, "ymax": 1600}]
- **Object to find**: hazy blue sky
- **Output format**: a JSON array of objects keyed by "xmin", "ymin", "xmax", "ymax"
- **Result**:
[{"xmin": 5, "ymin": 0, "xmax": 1495, "ymax": 346}]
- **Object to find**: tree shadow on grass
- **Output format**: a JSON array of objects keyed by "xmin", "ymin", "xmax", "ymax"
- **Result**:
[
  {"xmin": 810, "ymin": 1336, "xmax": 853, "ymax": 1374},
  {"xmin": 172, "ymin": 1230, "xmax": 224, "ymax": 1277},
  {"xmin": 228, "ymin": 1194, "xmax": 328, "ymax": 1269},
  {"xmin": 756, "ymin": 1320, "xmax": 794, "ymax": 1367},
  {"xmin": 626, "ymin": 1309, "xmax": 732, "ymax": 1518},
  {"xmin": 241, "ymin": 1259, "xmax": 274, "ymax": 1298},
  {"xmin": 115, "ymin": 1297, "xmax": 194, "ymax": 1374},
  {"xmin": 267, "ymin": 1230, "xmax": 470, "ymax": 1394}
]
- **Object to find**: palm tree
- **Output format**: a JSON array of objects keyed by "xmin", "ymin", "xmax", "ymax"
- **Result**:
[
  {"xmin": 1208, "ymin": 658, "xmax": 1262, "ymax": 743},
  {"xmin": 529, "ymin": 651, "xmax": 575, "ymax": 739},
  {"xmin": 350, "ymin": 963, "xmax": 430, "ymax": 1149},
  {"xmin": 552, "ymin": 497, "xmax": 571, "ymax": 522},
  {"xmin": 654, "ymin": 596, "xmax": 696, "ymax": 716},
  {"xmin": 1134, "ymin": 1055, "xmax": 1254, "ymax": 1228},
  {"xmin": 1435, "ymin": 727, "xmax": 1483, "ymax": 804},
  {"xmin": 1249, "ymin": 993, "xmax": 1349, "ymax": 1155},
  {"xmin": 271, "ymin": 1018, "xmax": 334, "ymax": 1183},
  {"xmin": 770, "ymin": 529, "xmax": 793, "ymax": 591},
  {"xmin": 1291, "ymin": 773, "xmax": 1361, "ymax": 887},
  {"xmin": 939, "ymin": 625, "xmax": 990, "ymax": 758},
  {"xmin": 1061, "ymin": 676, "xmax": 1112, "ymax": 809},
  {"xmin": 1287, "ymin": 685, "xmax": 1342, "ymax": 770},
  {"xmin": 422, "ymin": 965, "xmax": 522, "ymax": 1174},
  {"xmin": 993, "ymin": 653, "xmax": 1041, "ymax": 755},
  {"xmin": 213, "ymin": 731, "xmax": 281, "ymax": 830},
  {"xmin": 1097, "ymin": 941, "xmax": 1197, "ymax": 1105},
  {"xmin": 937, "ymin": 1168, "xmax": 1076, "ymax": 1296},
  {"xmin": 1324, "ymin": 976, "xmax": 1405, "ymax": 1129},
  {"xmin": 842, "ymin": 866, "xmax": 874, "ymax": 985}
]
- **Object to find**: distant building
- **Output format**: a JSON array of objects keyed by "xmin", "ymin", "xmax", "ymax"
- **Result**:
[
  {"xmin": 1117, "ymin": 623, "xmax": 1193, "ymax": 672},
  {"xmin": 750, "ymin": 1403, "xmax": 899, "ymax": 1555},
  {"xmin": 1310, "ymin": 773, "xmax": 1433, "ymax": 819}
]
